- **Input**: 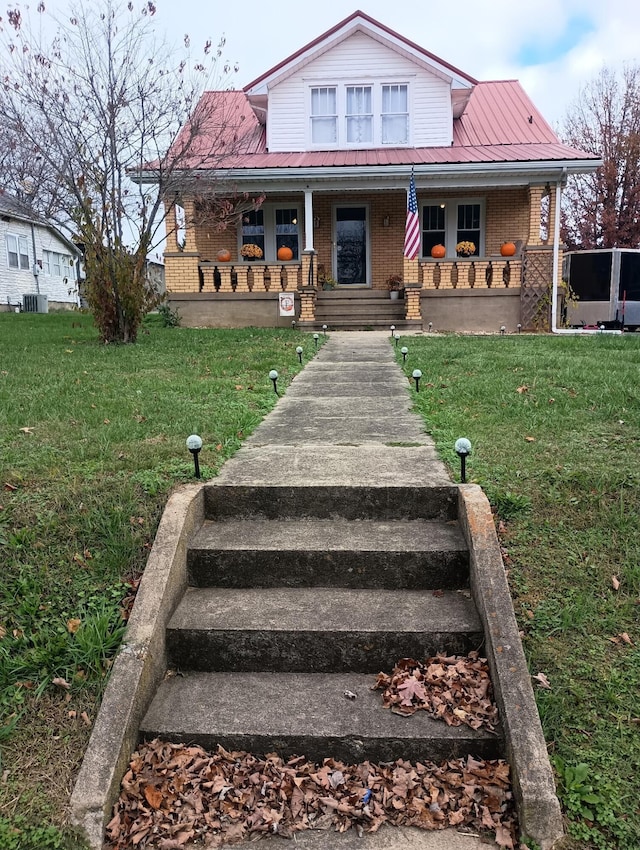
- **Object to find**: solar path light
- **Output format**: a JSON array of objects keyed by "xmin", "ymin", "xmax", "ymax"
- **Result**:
[
  {"xmin": 394, "ymin": 332, "xmax": 400, "ymax": 347},
  {"xmin": 401, "ymin": 346, "xmax": 408, "ymax": 362},
  {"xmin": 322, "ymin": 324, "xmax": 328, "ymax": 337},
  {"xmin": 186, "ymin": 434, "xmax": 203, "ymax": 479},
  {"xmin": 313, "ymin": 333, "xmax": 319, "ymax": 349},
  {"xmin": 455, "ymin": 437, "xmax": 472, "ymax": 483},
  {"xmin": 296, "ymin": 346, "xmax": 303, "ymax": 364},
  {"xmin": 412, "ymin": 369, "xmax": 422, "ymax": 392},
  {"xmin": 269, "ymin": 369, "xmax": 279, "ymax": 396}
]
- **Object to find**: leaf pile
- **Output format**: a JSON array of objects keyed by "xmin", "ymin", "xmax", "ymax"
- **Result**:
[
  {"xmin": 373, "ymin": 653, "xmax": 499, "ymax": 731},
  {"xmin": 106, "ymin": 741, "xmax": 517, "ymax": 849}
]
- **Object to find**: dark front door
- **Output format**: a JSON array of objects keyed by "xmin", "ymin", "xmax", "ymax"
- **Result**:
[{"xmin": 335, "ymin": 206, "xmax": 368, "ymax": 285}]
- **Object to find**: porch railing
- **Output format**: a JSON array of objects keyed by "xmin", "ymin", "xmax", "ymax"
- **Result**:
[
  {"xmin": 419, "ymin": 258, "xmax": 522, "ymax": 289},
  {"xmin": 198, "ymin": 261, "xmax": 301, "ymax": 293}
]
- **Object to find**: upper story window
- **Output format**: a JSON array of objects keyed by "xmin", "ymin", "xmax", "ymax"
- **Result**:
[
  {"xmin": 421, "ymin": 200, "xmax": 484, "ymax": 258},
  {"xmin": 6, "ymin": 233, "xmax": 30, "ymax": 270},
  {"xmin": 346, "ymin": 86, "xmax": 372, "ymax": 144},
  {"xmin": 309, "ymin": 82, "xmax": 410, "ymax": 148},
  {"xmin": 311, "ymin": 87, "xmax": 337, "ymax": 145},
  {"xmin": 381, "ymin": 84, "xmax": 408, "ymax": 145}
]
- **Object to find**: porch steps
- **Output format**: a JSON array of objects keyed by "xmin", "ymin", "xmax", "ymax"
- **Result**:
[
  {"xmin": 140, "ymin": 482, "xmax": 503, "ymax": 764},
  {"xmin": 310, "ymin": 289, "xmax": 420, "ymax": 331}
]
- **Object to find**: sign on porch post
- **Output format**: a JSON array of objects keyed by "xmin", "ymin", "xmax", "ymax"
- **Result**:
[{"xmin": 278, "ymin": 292, "xmax": 295, "ymax": 318}]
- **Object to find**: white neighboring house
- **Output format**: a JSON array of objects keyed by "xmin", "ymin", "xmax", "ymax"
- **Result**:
[{"xmin": 0, "ymin": 193, "xmax": 82, "ymax": 312}]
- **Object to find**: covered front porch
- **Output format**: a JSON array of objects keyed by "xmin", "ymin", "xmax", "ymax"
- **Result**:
[{"xmin": 164, "ymin": 178, "xmax": 559, "ymax": 332}]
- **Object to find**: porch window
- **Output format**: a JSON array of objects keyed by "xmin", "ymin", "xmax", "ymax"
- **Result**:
[
  {"xmin": 346, "ymin": 86, "xmax": 372, "ymax": 144},
  {"xmin": 6, "ymin": 234, "xmax": 29, "ymax": 270},
  {"xmin": 420, "ymin": 200, "xmax": 484, "ymax": 258},
  {"xmin": 457, "ymin": 204, "xmax": 481, "ymax": 254},
  {"xmin": 241, "ymin": 209, "xmax": 265, "ymax": 256},
  {"xmin": 421, "ymin": 205, "xmax": 446, "ymax": 255},
  {"xmin": 275, "ymin": 208, "xmax": 299, "ymax": 260},
  {"xmin": 381, "ymin": 85, "xmax": 408, "ymax": 145},
  {"xmin": 311, "ymin": 87, "xmax": 337, "ymax": 145}
]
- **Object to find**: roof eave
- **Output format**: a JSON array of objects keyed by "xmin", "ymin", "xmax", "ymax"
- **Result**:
[{"xmin": 136, "ymin": 157, "xmax": 602, "ymax": 191}]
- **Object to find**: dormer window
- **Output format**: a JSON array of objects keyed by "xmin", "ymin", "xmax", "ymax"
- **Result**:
[
  {"xmin": 346, "ymin": 86, "xmax": 372, "ymax": 144},
  {"xmin": 308, "ymin": 82, "xmax": 410, "ymax": 148},
  {"xmin": 382, "ymin": 85, "xmax": 408, "ymax": 145},
  {"xmin": 311, "ymin": 87, "xmax": 337, "ymax": 145}
]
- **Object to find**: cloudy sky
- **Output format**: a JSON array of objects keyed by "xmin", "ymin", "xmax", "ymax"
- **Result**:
[{"xmin": 149, "ymin": 0, "xmax": 639, "ymax": 127}]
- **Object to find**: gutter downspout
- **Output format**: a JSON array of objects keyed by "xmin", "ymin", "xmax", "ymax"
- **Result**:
[{"xmin": 30, "ymin": 221, "xmax": 41, "ymax": 295}]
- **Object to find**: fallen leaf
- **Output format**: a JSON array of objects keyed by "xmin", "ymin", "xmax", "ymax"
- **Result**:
[
  {"xmin": 619, "ymin": 632, "xmax": 633, "ymax": 645},
  {"xmin": 524, "ymin": 436, "xmax": 536, "ymax": 442},
  {"xmin": 144, "ymin": 785, "xmax": 163, "ymax": 810},
  {"xmin": 81, "ymin": 711, "xmax": 91, "ymax": 726},
  {"xmin": 67, "ymin": 618, "xmax": 81, "ymax": 634},
  {"xmin": 19, "ymin": 426, "xmax": 34, "ymax": 433},
  {"xmin": 0, "ymin": 625, "xmax": 5, "ymax": 639},
  {"xmin": 3, "ymin": 483, "xmax": 17, "ymax": 491},
  {"xmin": 52, "ymin": 677, "xmax": 71, "ymax": 690},
  {"xmin": 516, "ymin": 385, "xmax": 529, "ymax": 393},
  {"xmin": 532, "ymin": 672, "xmax": 551, "ymax": 689},
  {"xmin": 612, "ymin": 576, "xmax": 620, "ymax": 591}
]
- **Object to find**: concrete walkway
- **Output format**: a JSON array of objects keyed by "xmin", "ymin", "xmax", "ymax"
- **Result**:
[
  {"xmin": 213, "ymin": 332, "xmax": 493, "ymax": 850},
  {"xmin": 216, "ymin": 331, "xmax": 452, "ymax": 488}
]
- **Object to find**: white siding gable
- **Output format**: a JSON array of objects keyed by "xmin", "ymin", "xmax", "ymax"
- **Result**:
[{"xmin": 266, "ymin": 31, "xmax": 453, "ymax": 152}]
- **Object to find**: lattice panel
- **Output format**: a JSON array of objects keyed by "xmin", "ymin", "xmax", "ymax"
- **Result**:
[{"xmin": 521, "ymin": 249, "xmax": 554, "ymax": 331}]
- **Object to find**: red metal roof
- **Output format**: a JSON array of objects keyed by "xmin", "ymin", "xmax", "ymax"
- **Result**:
[{"xmin": 174, "ymin": 82, "xmax": 596, "ymax": 174}]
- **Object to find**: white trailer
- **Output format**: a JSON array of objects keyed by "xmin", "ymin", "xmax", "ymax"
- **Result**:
[{"xmin": 564, "ymin": 248, "xmax": 640, "ymax": 330}]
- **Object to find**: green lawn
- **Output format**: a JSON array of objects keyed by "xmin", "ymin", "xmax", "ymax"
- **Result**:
[
  {"xmin": 398, "ymin": 332, "xmax": 640, "ymax": 850},
  {"xmin": 0, "ymin": 316, "xmax": 638, "ymax": 849}
]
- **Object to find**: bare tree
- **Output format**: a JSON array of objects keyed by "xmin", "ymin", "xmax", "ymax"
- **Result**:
[
  {"xmin": 0, "ymin": 1, "xmax": 259, "ymax": 342},
  {"xmin": 560, "ymin": 65, "xmax": 640, "ymax": 251}
]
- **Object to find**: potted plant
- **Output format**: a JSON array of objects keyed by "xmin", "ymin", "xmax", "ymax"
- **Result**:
[
  {"xmin": 240, "ymin": 243, "xmax": 263, "ymax": 261},
  {"xmin": 455, "ymin": 241, "xmax": 476, "ymax": 258},
  {"xmin": 386, "ymin": 274, "xmax": 404, "ymax": 299}
]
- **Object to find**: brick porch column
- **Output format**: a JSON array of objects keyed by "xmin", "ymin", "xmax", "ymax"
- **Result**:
[
  {"xmin": 403, "ymin": 256, "xmax": 420, "ymax": 285},
  {"xmin": 299, "ymin": 287, "xmax": 317, "ymax": 324},
  {"xmin": 404, "ymin": 283, "xmax": 422, "ymax": 322}
]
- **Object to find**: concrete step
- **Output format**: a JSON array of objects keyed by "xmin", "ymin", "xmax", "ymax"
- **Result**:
[
  {"xmin": 203, "ymin": 485, "xmax": 459, "ymax": 521},
  {"xmin": 167, "ymin": 587, "xmax": 483, "ymax": 672},
  {"xmin": 187, "ymin": 517, "xmax": 469, "ymax": 589},
  {"xmin": 140, "ymin": 672, "xmax": 503, "ymax": 764}
]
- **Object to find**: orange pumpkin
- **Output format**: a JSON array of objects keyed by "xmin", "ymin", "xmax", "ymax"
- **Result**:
[
  {"xmin": 216, "ymin": 248, "xmax": 232, "ymax": 262},
  {"xmin": 430, "ymin": 244, "xmax": 446, "ymax": 259},
  {"xmin": 277, "ymin": 246, "xmax": 294, "ymax": 261},
  {"xmin": 500, "ymin": 242, "xmax": 516, "ymax": 257}
]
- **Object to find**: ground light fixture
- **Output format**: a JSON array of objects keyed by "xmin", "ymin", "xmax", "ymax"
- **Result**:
[
  {"xmin": 517, "ymin": 323, "xmax": 522, "ymax": 333},
  {"xmin": 455, "ymin": 437, "xmax": 472, "ymax": 483},
  {"xmin": 500, "ymin": 325, "xmax": 506, "ymax": 335},
  {"xmin": 412, "ymin": 369, "xmax": 422, "ymax": 392},
  {"xmin": 269, "ymin": 369, "xmax": 279, "ymax": 396},
  {"xmin": 390, "ymin": 325, "xmax": 395, "ymax": 338},
  {"xmin": 401, "ymin": 346, "xmax": 408, "ymax": 362},
  {"xmin": 291, "ymin": 320, "xmax": 296, "ymax": 330},
  {"xmin": 313, "ymin": 333, "xmax": 319, "ymax": 349},
  {"xmin": 322, "ymin": 324, "xmax": 328, "ymax": 337},
  {"xmin": 186, "ymin": 434, "xmax": 203, "ymax": 479},
  {"xmin": 428, "ymin": 322, "xmax": 433, "ymax": 333},
  {"xmin": 296, "ymin": 346, "xmax": 303, "ymax": 364},
  {"xmin": 394, "ymin": 332, "xmax": 400, "ymax": 347}
]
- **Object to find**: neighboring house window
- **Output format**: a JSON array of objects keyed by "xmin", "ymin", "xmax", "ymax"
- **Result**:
[
  {"xmin": 6, "ymin": 234, "xmax": 30, "ymax": 270},
  {"xmin": 241, "ymin": 210, "xmax": 265, "ymax": 256},
  {"xmin": 381, "ymin": 84, "xmax": 408, "ymax": 145},
  {"xmin": 346, "ymin": 86, "xmax": 372, "ymax": 144},
  {"xmin": 311, "ymin": 87, "xmax": 337, "ymax": 144},
  {"xmin": 421, "ymin": 200, "xmax": 484, "ymax": 257},
  {"xmin": 275, "ymin": 208, "xmax": 299, "ymax": 259},
  {"xmin": 43, "ymin": 249, "xmax": 73, "ymax": 276}
]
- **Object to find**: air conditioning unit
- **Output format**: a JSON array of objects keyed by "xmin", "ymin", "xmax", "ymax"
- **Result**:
[{"xmin": 22, "ymin": 294, "xmax": 49, "ymax": 314}]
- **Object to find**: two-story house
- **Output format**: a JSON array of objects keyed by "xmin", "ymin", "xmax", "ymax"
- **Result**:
[
  {"xmin": 144, "ymin": 10, "xmax": 600, "ymax": 332},
  {"xmin": 0, "ymin": 193, "xmax": 82, "ymax": 312}
]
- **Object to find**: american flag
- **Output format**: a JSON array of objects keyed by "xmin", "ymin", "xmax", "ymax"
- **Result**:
[{"xmin": 404, "ymin": 170, "xmax": 420, "ymax": 259}]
